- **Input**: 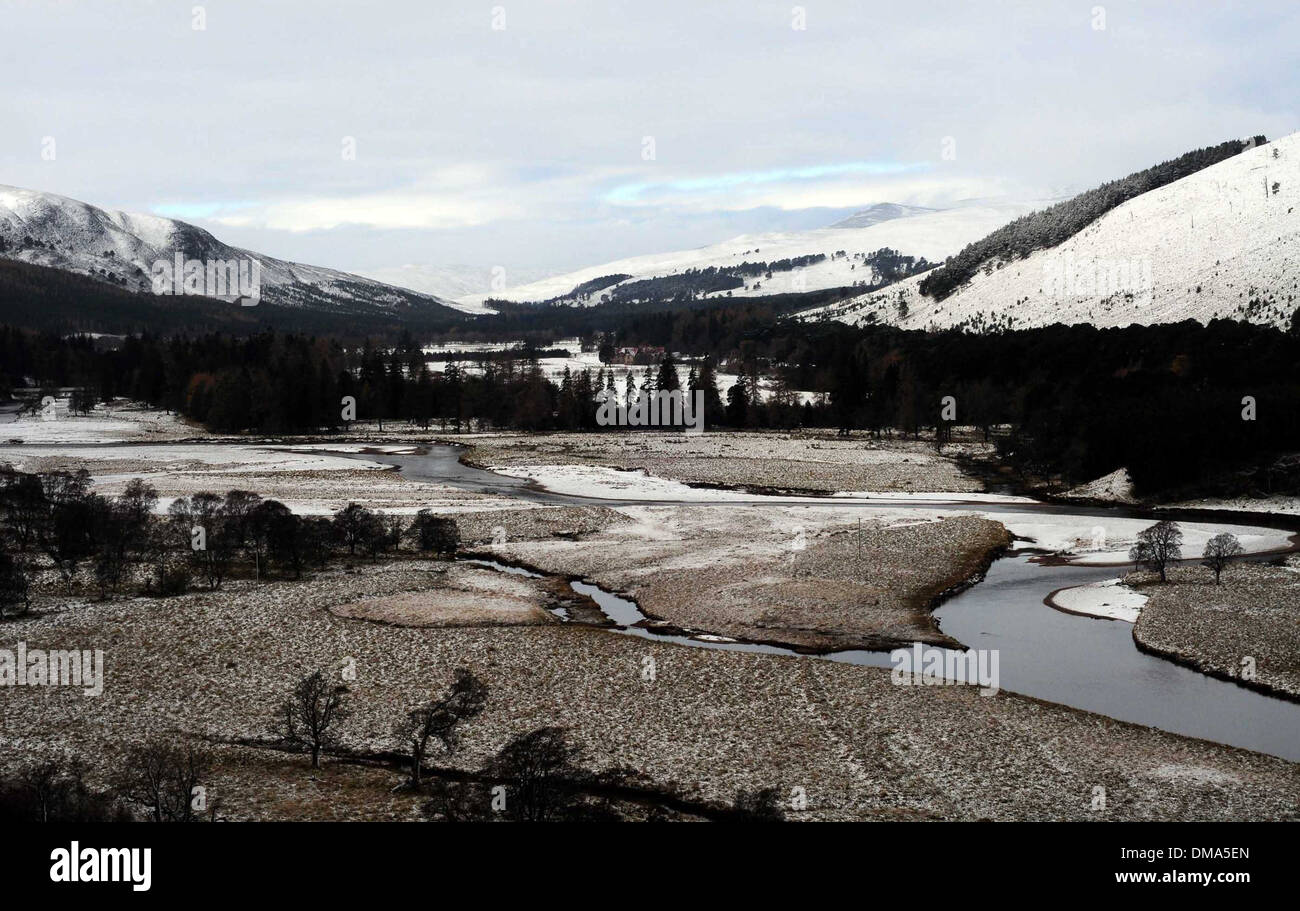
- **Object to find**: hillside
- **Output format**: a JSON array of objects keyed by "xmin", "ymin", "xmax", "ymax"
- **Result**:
[
  {"xmin": 0, "ymin": 184, "xmax": 463, "ymax": 325},
  {"xmin": 800, "ymin": 134, "xmax": 1300, "ymax": 332},
  {"xmin": 0, "ymin": 257, "xmax": 465, "ymax": 336},
  {"xmin": 457, "ymin": 200, "xmax": 1042, "ymax": 309}
]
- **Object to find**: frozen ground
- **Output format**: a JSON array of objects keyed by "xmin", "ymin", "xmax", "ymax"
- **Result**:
[
  {"xmin": 5, "ymin": 408, "xmax": 1300, "ymax": 818},
  {"xmin": 1048, "ymin": 578, "xmax": 1147, "ymax": 622},
  {"xmin": 4, "ymin": 559, "xmax": 1297, "ymax": 821},
  {"xmin": 484, "ymin": 505, "xmax": 1010, "ymax": 651},
  {"xmin": 0, "ymin": 441, "xmax": 526, "ymax": 516},
  {"xmin": 1165, "ymin": 495, "xmax": 1300, "ymax": 515},
  {"xmin": 471, "ymin": 456, "xmax": 1293, "ymax": 566},
  {"xmin": 461, "ymin": 430, "xmax": 987, "ymax": 493},
  {"xmin": 0, "ymin": 399, "xmax": 198, "ymax": 443}
]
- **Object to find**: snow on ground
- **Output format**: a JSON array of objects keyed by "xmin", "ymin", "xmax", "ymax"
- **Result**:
[
  {"xmin": 493, "ymin": 463, "xmax": 1294, "ymax": 561},
  {"xmin": 1048, "ymin": 578, "xmax": 1147, "ymax": 622},
  {"xmin": 0, "ymin": 400, "xmax": 197, "ymax": 443},
  {"xmin": 1066, "ymin": 468, "xmax": 1137, "ymax": 504},
  {"xmin": 1163, "ymin": 495, "xmax": 1300, "ymax": 515},
  {"xmin": 494, "ymin": 463, "xmax": 756, "ymax": 502},
  {"xmin": 422, "ymin": 340, "xmax": 819, "ymax": 404},
  {"xmin": 274, "ymin": 443, "xmax": 421, "ymax": 455},
  {"xmin": 3, "ymin": 443, "xmax": 388, "ymax": 474},
  {"xmin": 0, "ymin": 439, "xmax": 542, "ymax": 517},
  {"xmin": 0, "ymin": 183, "xmax": 451, "ymax": 313},
  {"xmin": 803, "ymin": 133, "xmax": 1300, "ymax": 331},
  {"xmin": 831, "ymin": 490, "xmax": 1037, "ymax": 504},
  {"xmin": 998, "ymin": 512, "xmax": 1292, "ymax": 565}
]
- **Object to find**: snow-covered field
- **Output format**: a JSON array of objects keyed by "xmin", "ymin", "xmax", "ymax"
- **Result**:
[
  {"xmin": 802, "ymin": 133, "xmax": 1300, "ymax": 331},
  {"xmin": 1164, "ymin": 495, "xmax": 1300, "ymax": 516},
  {"xmin": 489, "ymin": 461, "xmax": 1293, "ymax": 564},
  {"xmin": 0, "ymin": 400, "xmax": 197, "ymax": 443},
  {"xmin": 5, "ymin": 405, "xmax": 1292, "ymax": 564},
  {"xmin": 1049, "ymin": 578, "xmax": 1148, "ymax": 622}
]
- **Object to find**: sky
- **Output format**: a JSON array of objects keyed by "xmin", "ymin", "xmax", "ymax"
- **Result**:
[{"xmin": 2, "ymin": 0, "xmax": 1297, "ymax": 296}]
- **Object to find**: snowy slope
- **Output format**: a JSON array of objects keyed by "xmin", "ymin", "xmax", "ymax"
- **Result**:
[
  {"xmin": 0, "ymin": 184, "xmax": 458, "ymax": 318},
  {"xmin": 457, "ymin": 200, "xmax": 1042, "ymax": 308},
  {"xmin": 801, "ymin": 133, "xmax": 1300, "ymax": 331}
]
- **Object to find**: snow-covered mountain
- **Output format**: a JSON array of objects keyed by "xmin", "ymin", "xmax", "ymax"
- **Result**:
[
  {"xmin": 827, "ymin": 203, "xmax": 936, "ymax": 229},
  {"xmin": 456, "ymin": 200, "xmax": 1043, "ymax": 308},
  {"xmin": 800, "ymin": 133, "xmax": 1300, "ymax": 332},
  {"xmin": 0, "ymin": 184, "xmax": 459, "ymax": 318}
]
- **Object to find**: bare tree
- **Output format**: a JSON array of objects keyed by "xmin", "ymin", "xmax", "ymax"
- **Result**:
[
  {"xmin": 394, "ymin": 668, "xmax": 488, "ymax": 785},
  {"xmin": 119, "ymin": 740, "xmax": 212, "ymax": 822},
  {"xmin": 1201, "ymin": 532, "xmax": 1243, "ymax": 584},
  {"xmin": 0, "ymin": 550, "xmax": 30, "ymax": 618},
  {"xmin": 1129, "ymin": 520, "xmax": 1182, "ymax": 582},
  {"xmin": 279, "ymin": 669, "xmax": 349, "ymax": 768},
  {"xmin": 487, "ymin": 726, "xmax": 587, "ymax": 822},
  {"xmin": 3, "ymin": 757, "xmax": 125, "ymax": 822}
]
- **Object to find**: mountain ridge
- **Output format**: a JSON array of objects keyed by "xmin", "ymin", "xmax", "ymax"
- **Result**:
[
  {"xmin": 798, "ymin": 133, "xmax": 1299, "ymax": 332},
  {"xmin": 0, "ymin": 184, "xmax": 462, "ymax": 322}
]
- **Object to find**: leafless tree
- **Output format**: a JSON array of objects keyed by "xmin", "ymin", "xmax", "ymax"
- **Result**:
[
  {"xmin": 1129, "ymin": 520, "xmax": 1182, "ymax": 582},
  {"xmin": 119, "ymin": 740, "xmax": 212, "ymax": 822},
  {"xmin": 279, "ymin": 669, "xmax": 349, "ymax": 768},
  {"xmin": 394, "ymin": 668, "xmax": 488, "ymax": 785},
  {"xmin": 1201, "ymin": 532, "xmax": 1243, "ymax": 584}
]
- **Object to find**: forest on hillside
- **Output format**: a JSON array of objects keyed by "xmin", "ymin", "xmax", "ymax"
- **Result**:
[{"xmin": 918, "ymin": 136, "xmax": 1267, "ymax": 300}]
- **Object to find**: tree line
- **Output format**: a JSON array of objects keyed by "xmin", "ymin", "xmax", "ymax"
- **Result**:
[{"xmin": 0, "ymin": 466, "xmax": 460, "ymax": 612}]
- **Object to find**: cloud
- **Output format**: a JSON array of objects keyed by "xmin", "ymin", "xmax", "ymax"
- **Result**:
[
  {"xmin": 603, "ymin": 163, "xmax": 1013, "ymax": 213},
  {"xmin": 200, "ymin": 165, "xmax": 532, "ymax": 232}
]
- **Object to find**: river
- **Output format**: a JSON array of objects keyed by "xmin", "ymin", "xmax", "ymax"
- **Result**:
[{"xmin": 369, "ymin": 444, "xmax": 1300, "ymax": 762}]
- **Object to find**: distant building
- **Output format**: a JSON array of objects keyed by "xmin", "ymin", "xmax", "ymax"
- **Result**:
[{"xmin": 610, "ymin": 345, "xmax": 666, "ymax": 365}]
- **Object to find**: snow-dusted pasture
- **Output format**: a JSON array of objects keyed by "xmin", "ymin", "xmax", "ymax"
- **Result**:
[{"xmin": 0, "ymin": 399, "xmax": 197, "ymax": 443}]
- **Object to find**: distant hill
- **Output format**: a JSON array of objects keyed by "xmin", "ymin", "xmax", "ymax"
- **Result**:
[
  {"xmin": 799, "ymin": 134, "xmax": 1300, "ymax": 332},
  {"xmin": 458, "ymin": 199, "xmax": 1042, "ymax": 309},
  {"xmin": 0, "ymin": 257, "xmax": 463, "ymax": 336},
  {"xmin": 0, "ymin": 184, "xmax": 465, "ymax": 331},
  {"xmin": 827, "ymin": 203, "xmax": 936, "ymax": 229}
]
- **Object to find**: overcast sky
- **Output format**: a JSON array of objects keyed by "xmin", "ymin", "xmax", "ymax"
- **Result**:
[{"xmin": 3, "ymin": 0, "xmax": 1296, "ymax": 291}]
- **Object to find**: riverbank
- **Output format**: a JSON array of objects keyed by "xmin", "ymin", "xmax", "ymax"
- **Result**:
[
  {"xmin": 478, "ymin": 504, "xmax": 1011, "ymax": 652},
  {"xmin": 1131, "ymin": 560, "xmax": 1300, "ymax": 702},
  {"xmin": 455, "ymin": 431, "xmax": 987, "ymax": 494},
  {"xmin": 1046, "ymin": 579, "xmax": 1147, "ymax": 622}
]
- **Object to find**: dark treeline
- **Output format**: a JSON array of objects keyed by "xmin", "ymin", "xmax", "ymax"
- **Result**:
[
  {"xmin": 5, "ymin": 311, "xmax": 1300, "ymax": 496},
  {"xmin": 0, "ymin": 257, "xmax": 465, "ymax": 338},
  {"xmin": 0, "ymin": 464, "xmax": 463, "ymax": 614}
]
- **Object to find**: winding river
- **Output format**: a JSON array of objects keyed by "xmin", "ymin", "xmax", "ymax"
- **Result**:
[{"xmin": 369, "ymin": 444, "xmax": 1300, "ymax": 762}]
